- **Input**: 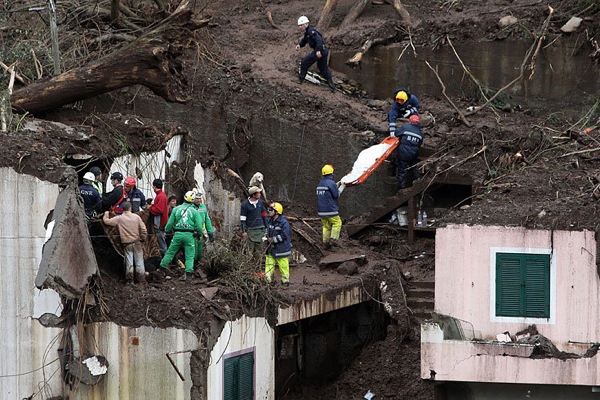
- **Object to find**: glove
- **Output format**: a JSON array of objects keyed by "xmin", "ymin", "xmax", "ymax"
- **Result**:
[
  {"xmin": 402, "ymin": 110, "xmax": 411, "ymax": 118},
  {"xmin": 208, "ymin": 233, "xmax": 215, "ymax": 243},
  {"xmin": 389, "ymin": 131, "xmax": 395, "ymax": 137}
]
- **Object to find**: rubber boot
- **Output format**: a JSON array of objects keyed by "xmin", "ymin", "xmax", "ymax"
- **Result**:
[
  {"xmin": 298, "ymin": 71, "xmax": 307, "ymax": 84},
  {"xmin": 179, "ymin": 272, "xmax": 190, "ymax": 281},
  {"xmin": 327, "ymin": 78, "xmax": 336, "ymax": 92}
]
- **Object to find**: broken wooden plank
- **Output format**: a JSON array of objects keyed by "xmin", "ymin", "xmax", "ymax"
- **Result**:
[{"xmin": 319, "ymin": 253, "xmax": 366, "ymax": 268}]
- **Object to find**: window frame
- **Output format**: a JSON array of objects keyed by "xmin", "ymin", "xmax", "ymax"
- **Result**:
[
  {"xmin": 223, "ymin": 347, "xmax": 255, "ymax": 400},
  {"xmin": 489, "ymin": 247, "xmax": 556, "ymax": 324}
]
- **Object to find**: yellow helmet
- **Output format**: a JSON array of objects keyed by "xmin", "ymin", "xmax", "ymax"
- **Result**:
[
  {"xmin": 321, "ymin": 164, "xmax": 334, "ymax": 175},
  {"xmin": 270, "ymin": 202, "xmax": 283, "ymax": 215},
  {"xmin": 395, "ymin": 91, "xmax": 408, "ymax": 104}
]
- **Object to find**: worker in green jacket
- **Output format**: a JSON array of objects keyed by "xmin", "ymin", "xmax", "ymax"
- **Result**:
[
  {"xmin": 159, "ymin": 190, "xmax": 204, "ymax": 281},
  {"xmin": 192, "ymin": 190, "xmax": 215, "ymax": 263}
]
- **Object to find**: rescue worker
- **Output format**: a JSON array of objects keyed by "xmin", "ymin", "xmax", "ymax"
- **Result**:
[
  {"xmin": 148, "ymin": 178, "xmax": 168, "ymax": 254},
  {"xmin": 102, "ymin": 202, "xmax": 147, "ymax": 283},
  {"xmin": 159, "ymin": 190, "xmax": 204, "ymax": 281},
  {"xmin": 264, "ymin": 202, "xmax": 291, "ymax": 287},
  {"xmin": 192, "ymin": 190, "xmax": 215, "ymax": 263},
  {"xmin": 79, "ymin": 172, "xmax": 101, "ymax": 219},
  {"xmin": 123, "ymin": 176, "xmax": 146, "ymax": 212},
  {"xmin": 388, "ymin": 88, "xmax": 421, "ymax": 137},
  {"xmin": 89, "ymin": 166, "xmax": 104, "ymax": 195},
  {"xmin": 317, "ymin": 164, "xmax": 342, "ymax": 248},
  {"xmin": 95, "ymin": 172, "xmax": 127, "ymax": 214},
  {"xmin": 394, "ymin": 114, "xmax": 424, "ymax": 190},
  {"xmin": 295, "ymin": 15, "xmax": 336, "ymax": 92},
  {"xmin": 240, "ymin": 186, "xmax": 267, "ymax": 257}
]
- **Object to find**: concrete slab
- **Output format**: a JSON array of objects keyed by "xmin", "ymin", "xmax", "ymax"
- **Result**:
[{"xmin": 36, "ymin": 168, "xmax": 98, "ymax": 298}]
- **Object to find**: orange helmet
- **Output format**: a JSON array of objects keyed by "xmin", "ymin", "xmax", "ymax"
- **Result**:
[{"xmin": 124, "ymin": 176, "xmax": 136, "ymax": 188}]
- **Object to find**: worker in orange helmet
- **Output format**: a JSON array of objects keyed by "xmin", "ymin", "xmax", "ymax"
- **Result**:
[
  {"xmin": 388, "ymin": 88, "xmax": 421, "ymax": 137},
  {"xmin": 123, "ymin": 176, "xmax": 146, "ymax": 212}
]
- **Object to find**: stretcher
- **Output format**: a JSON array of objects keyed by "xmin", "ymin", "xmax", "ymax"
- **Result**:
[{"xmin": 338, "ymin": 136, "xmax": 399, "ymax": 194}]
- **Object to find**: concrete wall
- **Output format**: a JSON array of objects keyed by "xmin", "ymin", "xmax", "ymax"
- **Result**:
[
  {"xmin": 207, "ymin": 316, "xmax": 274, "ymax": 399},
  {"xmin": 422, "ymin": 224, "xmax": 600, "ymax": 386},
  {"xmin": 106, "ymin": 135, "xmax": 184, "ymax": 198},
  {"xmin": 434, "ymin": 225, "xmax": 598, "ymax": 339},
  {"xmin": 0, "ymin": 168, "xmax": 64, "ymax": 399},
  {"xmin": 89, "ymin": 95, "xmax": 399, "ymax": 217},
  {"xmin": 78, "ymin": 323, "xmax": 198, "ymax": 399}
]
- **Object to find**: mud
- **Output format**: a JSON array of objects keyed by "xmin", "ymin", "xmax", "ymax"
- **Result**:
[{"xmin": 3, "ymin": 0, "xmax": 599, "ymax": 398}]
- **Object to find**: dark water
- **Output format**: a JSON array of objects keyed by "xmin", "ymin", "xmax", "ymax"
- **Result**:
[{"xmin": 331, "ymin": 39, "xmax": 599, "ymax": 111}]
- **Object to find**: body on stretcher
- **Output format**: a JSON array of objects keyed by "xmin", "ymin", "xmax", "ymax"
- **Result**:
[{"xmin": 338, "ymin": 136, "xmax": 399, "ymax": 194}]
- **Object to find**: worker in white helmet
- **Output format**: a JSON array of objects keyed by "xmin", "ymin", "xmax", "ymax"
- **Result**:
[{"xmin": 295, "ymin": 15, "xmax": 336, "ymax": 92}]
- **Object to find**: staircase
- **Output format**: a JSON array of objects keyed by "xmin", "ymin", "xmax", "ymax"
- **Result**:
[{"xmin": 406, "ymin": 280, "xmax": 435, "ymax": 321}]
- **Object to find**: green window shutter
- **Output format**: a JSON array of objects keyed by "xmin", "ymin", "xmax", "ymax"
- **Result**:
[
  {"xmin": 524, "ymin": 255, "xmax": 550, "ymax": 317},
  {"xmin": 496, "ymin": 253, "xmax": 550, "ymax": 318},
  {"xmin": 238, "ymin": 353, "xmax": 254, "ymax": 400},
  {"xmin": 496, "ymin": 254, "xmax": 523, "ymax": 316},
  {"xmin": 224, "ymin": 352, "xmax": 254, "ymax": 400}
]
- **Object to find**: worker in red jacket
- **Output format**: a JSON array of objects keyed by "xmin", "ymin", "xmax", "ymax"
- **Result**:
[{"xmin": 148, "ymin": 178, "xmax": 169, "ymax": 254}]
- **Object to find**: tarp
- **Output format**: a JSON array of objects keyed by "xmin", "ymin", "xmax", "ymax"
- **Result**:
[{"xmin": 339, "ymin": 136, "xmax": 399, "ymax": 192}]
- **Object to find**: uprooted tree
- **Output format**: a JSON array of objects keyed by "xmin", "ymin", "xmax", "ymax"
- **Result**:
[
  {"xmin": 10, "ymin": 1, "xmax": 208, "ymax": 115},
  {"xmin": 317, "ymin": 0, "xmax": 412, "ymax": 31}
]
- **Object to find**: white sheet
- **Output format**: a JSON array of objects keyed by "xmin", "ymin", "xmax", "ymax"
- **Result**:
[{"xmin": 340, "ymin": 142, "xmax": 396, "ymax": 185}]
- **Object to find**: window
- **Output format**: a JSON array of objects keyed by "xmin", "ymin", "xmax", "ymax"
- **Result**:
[
  {"xmin": 224, "ymin": 351, "xmax": 254, "ymax": 400},
  {"xmin": 495, "ymin": 252, "xmax": 550, "ymax": 318}
]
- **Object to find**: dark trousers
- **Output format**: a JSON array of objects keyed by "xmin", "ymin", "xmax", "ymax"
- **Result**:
[
  {"xmin": 397, "ymin": 157, "xmax": 420, "ymax": 190},
  {"xmin": 300, "ymin": 48, "xmax": 332, "ymax": 80}
]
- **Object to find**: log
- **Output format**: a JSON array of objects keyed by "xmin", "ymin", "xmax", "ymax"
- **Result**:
[
  {"xmin": 11, "ymin": 9, "xmax": 209, "ymax": 115},
  {"xmin": 317, "ymin": 0, "xmax": 339, "ymax": 31},
  {"xmin": 389, "ymin": 0, "xmax": 412, "ymax": 27},
  {"xmin": 345, "ymin": 34, "xmax": 396, "ymax": 66},
  {"xmin": 340, "ymin": 0, "xmax": 370, "ymax": 30}
]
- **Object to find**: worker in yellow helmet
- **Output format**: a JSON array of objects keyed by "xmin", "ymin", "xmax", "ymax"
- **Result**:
[
  {"xmin": 264, "ymin": 202, "xmax": 291, "ymax": 287},
  {"xmin": 388, "ymin": 88, "xmax": 421, "ymax": 137},
  {"xmin": 316, "ymin": 164, "xmax": 342, "ymax": 249}
]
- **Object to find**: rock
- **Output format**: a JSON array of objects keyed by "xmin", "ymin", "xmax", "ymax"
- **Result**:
[
  {"xmin": 560, "ymin": 16, "xmax": 583, "ymax": 33},
  {"xmin": 497, "ymin": 15, "xmax": 518, "ymax": 28},
  {"xmin": 200, "ymin": 287, "xmax": 219, "ymax": 301},
  {"xmin": 337, "ymin": 261, "xmax": 359, "ymax": 276}
]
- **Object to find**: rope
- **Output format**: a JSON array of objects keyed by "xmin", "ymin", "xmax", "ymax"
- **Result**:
[{"xmin": 291, "ymin": 124, "xmax": 306, "ymax": 201}]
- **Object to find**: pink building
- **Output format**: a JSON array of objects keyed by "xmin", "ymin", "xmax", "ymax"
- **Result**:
[{"xmin": 422, "ymin": 224, "xmax": 600, "ymax": 399}]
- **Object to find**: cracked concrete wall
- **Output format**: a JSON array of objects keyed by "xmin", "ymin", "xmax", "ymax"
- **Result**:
[
  {"xmin": 0, "ymin": 167, "xmax": 65, "ymax": 397},
  {"xmin": 36, "ymin": 168, "xmax": 98, "ymax": 298}
]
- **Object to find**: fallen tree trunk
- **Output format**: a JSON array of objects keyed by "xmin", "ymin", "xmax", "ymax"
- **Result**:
[
  {"xmin": 389, "ymin": 0, "xmax": 412, "ymax": 27},
  {"xmin": 345, "ymin": 33, "xmax": 396, "ymax": 66},
  {"xmin": 317, "ymin": 0, "xmax": 339, "ymax": 31},
  {"xmin": 11, "ymin": 8, "xmax": 209, "ymax": 115},
  {"xmin": 340, "ymin": 0, "xmax": 370, "ymax": 30}
]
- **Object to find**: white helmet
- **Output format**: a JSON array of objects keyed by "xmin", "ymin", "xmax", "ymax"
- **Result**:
[
  {"xmin": 184, "ymin": 191, "xmax": 195, "ymax": 203},
  {"xmin": 297, "ymin": 16, "xmax": 309, "ymax": 26},
  {"xmin": 83, "ymin": 172, "xmax": 96, "ymax": 182}
]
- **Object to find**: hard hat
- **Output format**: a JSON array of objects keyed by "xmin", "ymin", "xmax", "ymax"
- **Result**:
[
  {"xmin": 90, "ymin": 166, "xmax": 102, "ymax": 176},
  {"xmin": 83, "ymin": 172, "xmax": 96, "ymax": 182},
  {"xmin": 194, "ymin": 191, "xmax": 204, "ymax": 200},
  {"xmin": 395, "ymin": 91, "xmax": 408, "ymax": 104},
  {"xmin": 184, "ymin": 191, "xmax": 195, "ymax": 203},
  {"xmin": 248, "ymin": 186, "xmax": 261, "ymax": 195},
  {"xmin": 270, "ymin": 202, "xmax": 283, "ymax": 215},
  {"xmin": 409, "ymin": 115, "xmax": 421, "ymax": 124},
  {"xmin": 297, "ymin": 16, "xmax": 309, "ymax": 25},
  {"xmin": 321, "ymin": 164, "xmax": 334, "ymax": 176},
  {"xmin": 124, "ymin": 176, "xmax": 136, "ymax": 188},
  {"xmin": 110, "ymin": 172, "xmax": 123, "ymax": 181}
]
